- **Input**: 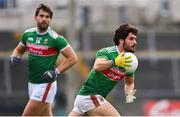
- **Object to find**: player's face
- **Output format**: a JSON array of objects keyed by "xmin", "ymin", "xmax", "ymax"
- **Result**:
[
  {"xmin": 124, "ymin": 32, "xmax": 137, "ymax": 52},
  {"xmin": 35, "ymin": 9, "xmax": 51, "ymax": 32}
]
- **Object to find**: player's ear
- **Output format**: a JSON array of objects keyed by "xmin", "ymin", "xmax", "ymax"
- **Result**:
[{"xmin": 119, "ymin": 39, "xmax": 124, "ymax": 44}]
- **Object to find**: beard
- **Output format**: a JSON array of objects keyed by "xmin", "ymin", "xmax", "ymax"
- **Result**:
[
  {"xmin": 37, "ymin": 23, "xmax": 49, "ymax": 32},
  {"xmin": 124, "ymin": 45, "xmax": 136, "ymax": 53}
]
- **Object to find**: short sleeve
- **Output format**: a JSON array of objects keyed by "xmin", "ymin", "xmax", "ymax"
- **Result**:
[
  {"xmin": 21, "ymin": 32, "xmax": 27, "ymax": 46},
  {"xmin": 125, "ymin": 71, "xmax": 135, "ymax": 77},
  {"xmin": 96, "ymin": 49, "xmax": 109, "ymax": 60},
  {"xmin": 54, "ymin": 36, "xmax": 69, "ymax": 51}
]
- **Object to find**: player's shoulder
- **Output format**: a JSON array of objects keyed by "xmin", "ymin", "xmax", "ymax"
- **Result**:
[
  {"xmin": 24, "ymin": 27, "xmax": 36, "ymax": 33},
  {"xmin": 98, "ymin": 45, "xmax": 117, "ymax": 53},
  {"xmin": 22, "ymin": 27, "xmax": 36, "ymax": 38},
  {"xmin": 47, "ymin": 28, "xmax": 65, "ymax": 39}
]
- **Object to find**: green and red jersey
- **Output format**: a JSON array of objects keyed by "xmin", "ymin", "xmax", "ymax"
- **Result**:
[
  {"xmin": 21, "ymin": 27, "xmax": 68, "ymax": 83},
  {"xmin": 78, "ymin": 46, "xmax": 135, "ymax": 98}
]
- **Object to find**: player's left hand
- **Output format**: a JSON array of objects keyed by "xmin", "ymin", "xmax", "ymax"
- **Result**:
[
  {"xmin": 125, "ymin": 89, "xmax": 137, "ymax": 103},
  {"xmin": 41, "ymin": 69, "xmax": 60, "ymax": 82},
  {"xmin": 10, "ymin": 55, "xmax": 22, "ymax": 66}
]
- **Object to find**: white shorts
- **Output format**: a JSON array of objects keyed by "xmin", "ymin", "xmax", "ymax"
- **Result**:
[
  {"xmin": 72, "ymin": 95, "xmax": 107, "ymax": 114},
  {"xmin": 28, "ymin": 81, "xmax": 57, "ymax": 104}
]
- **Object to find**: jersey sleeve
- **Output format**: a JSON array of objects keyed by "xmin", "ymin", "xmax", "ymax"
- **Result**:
[
  {"xmin": 54, "ymin": 36, "xmax": 69, "ymax": 51},
  {"xmin": 21, "ymin": 32, "xmax": 27, "ymax": 46},
  {"xmin": 96, "ymin": 48, "xmax": 110, "ymax": 60},
  {"xmin": 125, "ymin": 70, "xmax": 135, "ymax": 77}
]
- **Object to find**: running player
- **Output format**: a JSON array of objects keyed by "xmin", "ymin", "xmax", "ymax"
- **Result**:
[
  {"xmin": 10, "ymin": 3, "xmax": 78, "ymax": 116},
  {"xmin": 69, "ymin": 23, "xmax": 138, "ymax": 116}
]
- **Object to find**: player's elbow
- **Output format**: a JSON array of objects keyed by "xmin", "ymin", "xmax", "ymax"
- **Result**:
[
  {"xmin": 71, "ymin": 54, "xmax": 78, "ymax": 65},
  {"xmin": 74, "ymin": 56, "xmax": 78, "ymax": 64},
  {"xmin": 93, "ymin": 65, "xmax": 99, "ymax": 71},
  {"xmin": 93, "ymin": 64, "xmax": 103, "ymax": 71}
]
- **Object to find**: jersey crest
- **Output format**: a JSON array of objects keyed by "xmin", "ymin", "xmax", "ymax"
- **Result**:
[{"xmin": 35, "ymin": 37, "xmax": 41, "ymax": 44}]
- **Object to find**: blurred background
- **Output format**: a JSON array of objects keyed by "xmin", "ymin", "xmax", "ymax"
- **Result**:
[{"xmin": 0, "ymin": 0, "xmax": 180, "ymax": 116}]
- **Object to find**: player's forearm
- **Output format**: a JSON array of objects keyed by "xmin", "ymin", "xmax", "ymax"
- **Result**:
[
  {"xmin": 11, "ymin": 49, "xmax": 21, "ymax": 57},
  {"xmin": 93, "ymin": 58, "xmax": 112, "ymax": 71},
  {"xmin": 124, "ymin": 82, "xmax": 134, "ymax": 96},
  {"xmin": 11, "ymin": 43, "xmax": 26, "ymax": 57},
  {"xmin": 56, "ymin": 55, "xmax": 78, "ymax": 73}
]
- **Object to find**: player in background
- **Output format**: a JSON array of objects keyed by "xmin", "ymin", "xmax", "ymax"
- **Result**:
[
  {"xmin": 10, "ymin": 3, "xmax": 78, "ymax": 116},
  {"xmin": 69, "ymin": 23, "xmax": 138, "ymax": 116}
]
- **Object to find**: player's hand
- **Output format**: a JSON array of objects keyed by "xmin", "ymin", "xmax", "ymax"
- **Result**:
[
  {"xmin": 125, "ymin": 89, "xmax": 137, "ymax": 103},
  {"xmin": 41, "ymin": 69, "xmax": 60, "ymax": 82},
  {"xmin": 10, "ymin": 55, "xmax": 22, "ymax": 66},
  {"xmin": 113, "ymin": 52, "xmax": 132, "ymax": 69}
]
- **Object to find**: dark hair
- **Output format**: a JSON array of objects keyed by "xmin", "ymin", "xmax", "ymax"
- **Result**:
[
  {"xmin": 113, "ymin": 23, "xmax": 138, "ymax": 45},
  {"xmin": 35, "ymin": 3, "xmax": 53, "ymax": 19}
]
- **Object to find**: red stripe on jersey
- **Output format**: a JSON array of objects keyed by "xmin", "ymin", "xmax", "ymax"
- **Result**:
[
  {"xmin": 26, "ymin": 43, "xmax": 58, "ymax": 56},
  {"xmin": 102, "ymin": 68, "xmax": 126, "ymax": 81},
  {"xmin": 42, "ymin": 83, "xmax": 51, "ymax": 102},
  {"xmin": 90, "ymin": 95, "xmax": 100, "ymax": 107}
]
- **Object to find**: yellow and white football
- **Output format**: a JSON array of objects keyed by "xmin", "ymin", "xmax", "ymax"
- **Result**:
[{"xmin": 124, "ymin": 52, "xmax": 138, "ymax": 73}]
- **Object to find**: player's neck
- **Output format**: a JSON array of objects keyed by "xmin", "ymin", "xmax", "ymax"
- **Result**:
[
  {"xmin": 36, "ymin": 27, "xmax": 49, "ymax": 35},
  {"xmin": 116, "ymin": 45, "xmax": 124, "ymax": 53},
  {"xmin": 38, "ymin": 29, "xmax": 48, "ymax": 33}
]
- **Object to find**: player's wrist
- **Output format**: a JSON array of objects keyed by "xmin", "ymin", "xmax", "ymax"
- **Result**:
[
  {"xmin": 111, "ymin": 59, "xmax": 116, "ymax": 67},
  {"xmin": 111, "ymin": 60, "xmax": 114, "ymax": 65},
  {"xmin": 55, "ymin": 68, "xmax": 60, "ymax": 75}
]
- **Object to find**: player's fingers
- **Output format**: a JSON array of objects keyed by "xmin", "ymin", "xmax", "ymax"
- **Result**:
[
  {"xmin": 124, "ymin": 64, "xmax": 131, "ymax": 68},
  {"xmin": 41, "ymin": 74, "xmax": 46, "ymax": 79},
  {"xmin": 125, "ymin": 59, "xmax": 132, "ymax": 63},
  {"xmin": 132, "ymin": 89, "xmax": 137, "ymax": 95},
  {"xmin": 119, "ymin": 52, "xmax": 124, "ymax": 57},
  {"xmin": 125, "ymin": 56, "xmax": 131, "ymax": 59}
]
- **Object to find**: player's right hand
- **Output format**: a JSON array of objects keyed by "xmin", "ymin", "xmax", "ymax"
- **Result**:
[
  {"xmin": 41, "ymin": 69, "xmax": 59, "ymax": 82},
  {"xmin": 125, "ymin": 89, "xmax": 137, "ymax": 103},
  {"xmin": 113, "ymin": 52, "xmax": 132, "ymax": 69},
  {"xmin": 10, "ymin": 55, "xmax": 22, "ymax": 66}
]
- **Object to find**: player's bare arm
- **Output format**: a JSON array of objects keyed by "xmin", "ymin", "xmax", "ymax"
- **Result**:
[
  {"xmin": 10, "ymin": 42, "xmax": 26, "ymax": 66},
  {"xmin": 124, "ymin": 77, "xmax": 135, "ymax": 95},
  {"xmin": 93, "ymin": 58, "xmax": 112, "ymax": 71},
  {"xmin": 124, "ymin": 77, "xmax": 136, "ymax": 103},
  {"xmin": 11, "ymin": 42, "xmax": 26, "ymax": 57},
  {"xmin": 56, "ymin": 45, "xmax": 78, "ymax": 73}
]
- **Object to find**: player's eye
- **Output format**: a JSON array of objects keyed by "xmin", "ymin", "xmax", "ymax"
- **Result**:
[
  {"xmin": 39, "ymin": 14, "xmax": 44, "ymax": 17},
  {"xmin": 45, "ymin": 15, "xmax": 50, "ymax": 19}
]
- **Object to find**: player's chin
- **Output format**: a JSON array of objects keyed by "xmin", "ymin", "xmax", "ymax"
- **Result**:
[
  {"xmin": 39, "ymin": 25, "xmax": 48, "ymax": 30},
  {"xmin": 130, "ymin": 47, "xmax": 136, "ymax": 52},
  {"xmin": 42, "ymin": 24, "xmax": 48, "ymax": 28},
  {"xmin": 126, "ymin": 48, "xmax": 135, "ymax": 53}
]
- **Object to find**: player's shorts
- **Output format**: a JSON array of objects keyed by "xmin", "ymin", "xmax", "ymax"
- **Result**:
[
  {"xmin": 72, "ymin": 95, "xmax": 107, "ymax": 114},
  {"xmin": 28, "ymin": 81, "xmax": 57, "ymax": 104}
]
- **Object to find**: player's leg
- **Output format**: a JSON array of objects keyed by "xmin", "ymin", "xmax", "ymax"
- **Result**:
[
  {"xmin": 69, "ymin": 95, "xmax": 119, "ymax": 116},
  {"xmin": 22, "ymin": 99, "xmax": 52, "ymax": 116},
  {"xmin": 86, "ymin": 101, "xmax": 120, "ymax": 116},
  {"xmin": 68, "ymin": 111, "xmax": 83, "ymax": 116},
  {"xmin": 40, "ymin": 103, "xmax": 53, "ymax": 116},
  {"xmin": 68, "ymin": 95, "xmax": 84, "ymax": 116},
  {"xmin": 24, "ymin": 81, "xmax": 57, "ymax": 116}
]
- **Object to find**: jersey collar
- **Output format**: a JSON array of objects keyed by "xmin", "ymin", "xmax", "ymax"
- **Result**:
[
  {"xmin": 36, "ymin": 27, "xmax": 50, "ymax": 35},
  {"xmin": 116, "ymin": 46, "xmax": 120, "ymax": 54}
]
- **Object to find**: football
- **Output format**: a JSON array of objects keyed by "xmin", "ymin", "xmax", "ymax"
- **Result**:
[{"xmin": 124, "ymin": 52, "xmax": 138, "ymax": 73}]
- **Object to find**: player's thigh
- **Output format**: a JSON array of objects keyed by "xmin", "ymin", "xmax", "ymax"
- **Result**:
[
  {"xmin": 87, "ymin": 101, "xmax": 120, "ymax": 116},
  {"xmin": 68, "ymin": 111, "xmax": 84, "ymax": 116},
  {"xmin": 40, "ymin": 103, "xmax": 53, "ymax": 116},
  {"xmin": 22, "ymin": 99, "xmax": 52, "ymax": 116}
]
